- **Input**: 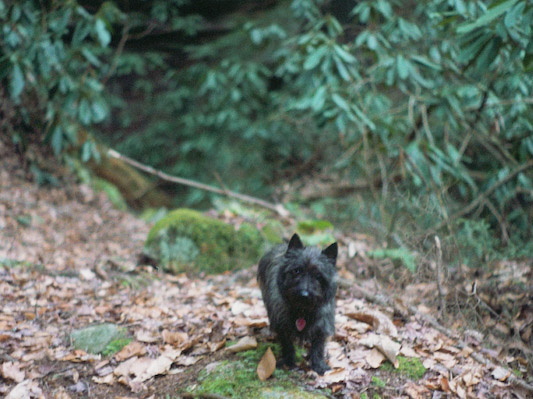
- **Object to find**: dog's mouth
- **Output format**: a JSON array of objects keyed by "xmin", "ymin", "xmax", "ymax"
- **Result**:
[{"xmin": 285, "ymin": 289, "xmax": 319, "ymax": 310}]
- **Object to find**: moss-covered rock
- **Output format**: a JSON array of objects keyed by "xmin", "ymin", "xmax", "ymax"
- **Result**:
[
  {"xmin": 144, "ymin": 208, "xmax": 264, "ymax": 274},
  {"xmin": 70, "ymin": 323, "xmax": 128, "ymax": 355}
]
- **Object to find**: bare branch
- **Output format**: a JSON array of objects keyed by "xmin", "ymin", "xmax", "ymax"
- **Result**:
[{"xmin": 106, "ymin": 149, "xmax": 289, "ymax": 217}]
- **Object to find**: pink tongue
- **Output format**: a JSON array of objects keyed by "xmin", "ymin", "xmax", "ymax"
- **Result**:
[{"xmin": 296, "ymin": 318, "xmax": 306, "ymax": 331}]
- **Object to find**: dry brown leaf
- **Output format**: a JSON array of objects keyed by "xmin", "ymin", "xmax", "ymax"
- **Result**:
[
  {"xmin": 440, "ymin": 376, "xmax": 451, "ymax": 392},
  {"xmin": 92, "ymin": 373, "xmax": 115, "ymax": 385},
  {"xmin": 162, "ymin": 330, "xmax": 188, "ymax": 346},
  {"xmin": 233, "ymin": 316, "xmax": 268, "ymax": 328},
  {"xmin": 318, "ymin": 368, "xmax": 349, "ymax": 384},
  {"xmin": 60, "ymin": 350, "xmax": 97, "ymax": 362},
  {"xmin": 175, "ymin": 355, "xmax": 200, "ymax": 366},
  {"xmin": 433, "ymin": 351, "xmax": 457, "ymax": 369},
  {"xmin": 51, "ymin": 386, "xmax": 72, "ymax": 399},
  {"xmin": 114, "ymin": 354, "xmax": 174, "ymax": 389},
  {"xmin": 403, "ymin": 381, "xmax": 430, "ymax": 399},
  {"xmin": 257, "ymin": 347, "xmax": 276, "ymax": 381},
  {"xmin": 360, "ymin": 333, "xmax": 400, "ymax": 367},
  {"xmin": 208, "ymin": 339, "xmax": 226, "ymax": 352},
  {"xmin": 491, "ymin": 366, "xmax": 511, "ymax": 381},
  {"xmin": 1, "ymin": 361, "xmax": 25, "ymax": 383},
  {"xmin": 5, "ymin": 379, "xmax": 43, "ymax": 399},
  {"xmin": 136, "ymin": 355, "xmax": 173, "ymax": 382},
  {"xmin": 347, "ymin": 309, "xmax": 398, "ymax": 337},
  {"xmin": 135, "ymin": 330, "xmax": 159, "ymax": 343},
  {"xmin": 458, "ymin": 346, "xmax": 474, "ymax": 357},
  {"xmin": 226, "ymin": 336, "xmax": 257, "ymax": 353},
  {"xmin": 365, "ymin": 348, "xmax": 385, "ymax": 368},
  {"xmin": 114, "ymin": 356, "xmax": 141, "ymax": 378},
  {"xmin": 115, "ymin": 341, "xmax": 147, "ymax": 362},
  {"xmin": 462, "ymin": 369, "xmax": 481, "ymax": 387},
  {"xmin": 399, "ymin": 346, "xmax": 418, "ymax": 358}
]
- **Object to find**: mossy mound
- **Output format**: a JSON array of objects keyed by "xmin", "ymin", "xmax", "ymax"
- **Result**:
[
  {"xmin": 186, "ymin": 346, "xmax": 328, "ymax": 399},
  {"xmin": 380, "ymin": 356, "xmax": 427, "ymax": 380},
  {"xmin": 144, "ymin": 208, "xmax": 264, "ymax": 274}
]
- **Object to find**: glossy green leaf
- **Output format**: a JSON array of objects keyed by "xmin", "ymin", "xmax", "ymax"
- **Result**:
[
  {"xmin": 396, "ymin": 55, "xmax": 410, "ymax": 79},
  {"xmin": 331, "ymin": 93, "xmax": 350, "ymax": 112},
  {"xmin": 303, "ymin": 46, "xmax": 327, "ymax": 70},
  {"xmin": 456, "ymin": 0, "xmax": 519, "ymax": 34},
  {"xmin": 94, "ymin": 18, "xmax": 111, "ymax": 47},
  {"xmin": 10, "ymin": 64, "xmax": 25, "ymax": 99}
]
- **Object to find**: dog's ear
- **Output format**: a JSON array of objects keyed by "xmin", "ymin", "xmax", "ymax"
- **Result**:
[
  {"xmin": 287, "ymin": 233, "xmax": 304, "ymax": 251},
  {"xmin": 322, "ymin": 242, "xmax": 338, "ymax": 262}
]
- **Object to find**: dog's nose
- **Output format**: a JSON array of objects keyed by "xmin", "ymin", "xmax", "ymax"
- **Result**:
[{"xmin": 299, "ymin": 290, "xmax": 309, "ymax": 298}]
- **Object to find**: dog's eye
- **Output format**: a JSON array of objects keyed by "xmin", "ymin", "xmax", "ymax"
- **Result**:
[{"xmin": 291, "ymin": 267, "xmax": 303, "ymax": 276}]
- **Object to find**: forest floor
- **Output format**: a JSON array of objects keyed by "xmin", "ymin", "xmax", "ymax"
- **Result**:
[{"xmin": 1, "ymin": 139, "xmax": 531, "ymax": 399}]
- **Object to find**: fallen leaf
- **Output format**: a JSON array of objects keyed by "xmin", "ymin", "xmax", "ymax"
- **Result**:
[
  {"xmin": 5, "ymin": 379, "xmax": 43, "ymax": 399},
  {"xmin": 92, "ymin": 373, "xmax": 115, "ymax": 385},
  {"xmin": 318, "ymin": 368, "xmax": 349, "ymax": 384},
  {"xmin": 440, "ymin": 376, "xmax": 451, "ymax": 392},
  {"xmin": 433, "ymin": 351, "xmax": 457, "ymax": 369},
  {"xmin": 458, "ymin": 345, "xmax": 474, "ymax": 357},
  {"xmin": 1, "ymin": 362, "xmax": 25, "ymax": 383},
  {"xmin": 347, "ymin": 309, "xmax": 398, "ymax": 337},
  {"xmin": 257, "ymin": 347, "xmax": 276, "ymax": 381},
  {"xmin": 462, "ymin": 369, "xmax": 481, "ymax": 387},
  {"xmin": 226, "ymin": 336, "xmax": 257, "ymax": 353},
  {"xmin": 360, "ymin": 333, "xmax": 400, "ymax": 367},
  {"xmin": 399, "ymin": 346, "xmax": 418, "ymax": 358},
  {"xmin": 233, "ymin": 317, "xmax": 268, "ymax": 328},
  {"xmin": 135, "ymin": 330, "xmax": 159, "ymax": 343},
  {"xmin": 491, "ymin": 366, "xmax": 511, "ymax": 381},
  {"xmin": 365, "ymin": 348, "xmax": 385, "ymax": 368},
  {"xmin": 115, "ymin": 341, "xmax": 146, "ymax": 362},
  {"xmin": 136, "ymin": 355, "xmax": 173, "ymax": 382},
  {"xmin": 404, "ymin": 381, "xmax": 430, "ymax": 398},
  {"xmin": 162, "ymin": 330, "xmax": 188, "ymax": 346},
  {"xmin": 51, "ymin": 386, "xmax": 72, "ymax": 399}
]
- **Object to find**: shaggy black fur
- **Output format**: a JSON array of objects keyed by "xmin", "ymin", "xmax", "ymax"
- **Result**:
[{"xmin": 257, "ymin": 233, "xmax": 338, "ymax": 374}]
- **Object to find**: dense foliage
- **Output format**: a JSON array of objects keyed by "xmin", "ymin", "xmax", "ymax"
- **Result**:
[{"xmin": 2, "ymin": 0, "xmax": 532, "ymax": 261}]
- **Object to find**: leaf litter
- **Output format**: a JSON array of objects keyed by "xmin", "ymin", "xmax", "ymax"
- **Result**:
[{"xmin": 0, "ymin": 141, "xmax": 531, "ymax": 398}]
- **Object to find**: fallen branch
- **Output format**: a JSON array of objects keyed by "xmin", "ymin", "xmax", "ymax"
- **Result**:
[
  {"xmin": 434, "ymin": 236, "xmax": 446, "ymax": 318},
  {"xmin": 342, "ymin": 280, "xmax": 533, "ymax": 393},
  {"xmin": 106, "ymin": 149, "xmax": 289, "ymax": 217}
]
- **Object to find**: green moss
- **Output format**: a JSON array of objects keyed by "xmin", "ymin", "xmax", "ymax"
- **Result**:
[
  {"xmin": 236, "ymin": 343, "xmax": 304, "ymax": 367},
  {"xmin": 144, "ymin": 208, "xmax": 264, "ymax": 274},
  {"xmin": 188, "ymin": 352, "xmax": 327, "ymax": 399},
  {"xmin": 102, "ymin": 338, "xmax": 132, "ymax": 356},
  {"xmin": 380, "ymin": 356, "xmax": 426, "ymax": 380},
  {"xmin": 92, "ymin": 177, "xmax": 128, "ymax": 210},
  {"xmin": 0, "ymin": 258, "xmax": 36, "ymax": 268},
  {"xmin": 371, "ymin": 376, "xmax": 387, "ymax": 388}
]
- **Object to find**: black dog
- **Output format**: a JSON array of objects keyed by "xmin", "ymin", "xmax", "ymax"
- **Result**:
[{"xmin": 257, "ymin": 233, "xmax": 338, "ymax": 374}]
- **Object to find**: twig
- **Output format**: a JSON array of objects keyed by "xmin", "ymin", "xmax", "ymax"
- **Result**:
[
  {"xmin": 106, "ymin": 149, "xmax": 289, "ymax": 217},
  {"xmin": 434, "ymin": 236, "xmax": 446, "ymax": 318},
  {"xmin": 102, "ymin": 23, "xmax": 130, "ymax": 85}
]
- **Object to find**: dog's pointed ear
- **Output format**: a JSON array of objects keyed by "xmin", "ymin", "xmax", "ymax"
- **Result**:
[
  {"xmin": 322, "ymin": 242, "xmax": 338, "ymax": 261},
  {"xmin": 287, "ymin": 233, "xmax": 304, "ymax": 251}
]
